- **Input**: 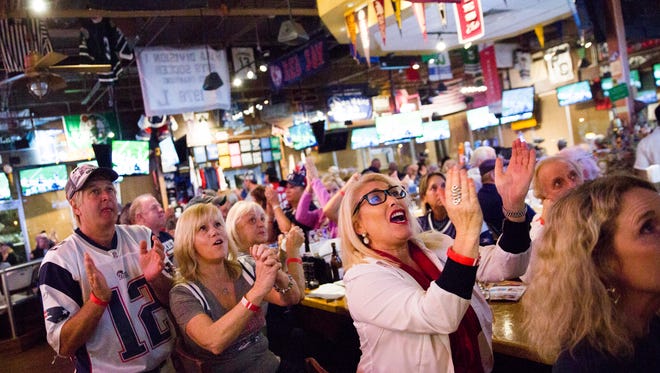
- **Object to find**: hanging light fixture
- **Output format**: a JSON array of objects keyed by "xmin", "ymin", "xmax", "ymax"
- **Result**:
[
  {"xmin": 27, "ymin": 77, "xmax": 49, "ymax": 98},
  {"xmin": 201, "ymin": 9, "xmax": 223, "ymax": 91}
]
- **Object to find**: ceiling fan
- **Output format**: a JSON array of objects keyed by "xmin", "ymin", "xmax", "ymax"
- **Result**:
[{"xmin": 0, "ymin": 51, "xmax": 111, "ymax": 99}]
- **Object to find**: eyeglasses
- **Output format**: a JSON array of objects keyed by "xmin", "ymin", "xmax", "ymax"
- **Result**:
[{"xmin": 352, "ymin": 185, "xmax": 407, "ymax": 215}]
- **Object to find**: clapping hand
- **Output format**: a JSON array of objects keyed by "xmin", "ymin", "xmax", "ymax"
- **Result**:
[
  {"xmin": 495, "ymin": 139, "xmax": 536, "ymax": 213},
  {"xmin": 139, "ymin": 236, "xmax": 165, "ymax": 282},
  {"xmin": 84, "ymin": 253, "xmax": 111, "ymax": 303},
  {"xmin": 283, "ymin": 226, "xmax": 304, "ymax": 256},
  {"xmin": 250, "ymin": 244, "xmax": 281, "ymax": 296}
]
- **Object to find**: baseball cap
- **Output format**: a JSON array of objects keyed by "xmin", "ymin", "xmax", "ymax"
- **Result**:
[
  {"xmin": 284, "ymin": 166, "xmax": 306, "ymax": 188},
  {"xmin": 479, "ymin": 158, "xmax": 508, "ymax": 176},
  {"xmin": 65, "ymin": 164, "xmax": 119, "ymax": 200}
]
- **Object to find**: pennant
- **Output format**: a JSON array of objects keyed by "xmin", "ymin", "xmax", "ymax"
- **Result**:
[
  {"xmin": 412, "ymin": 3, "xmax": 427, "ymax": 41},
  {"xmin": 371, "ymin": 0, "xmax": 387, "ymax": 46},
  {"xmin": 454, "ymin": 0, "xmax": 485, "ymax": 44},
  {"xmin": 231, "ymin": 47, "xmax": 256, "ymax": 80},
  {"xmin": 439, "ymin": 3, "xmax": 448, "ymax": 26},
  {"xmin": 345, "ymin": 11, "xmax": 358, "ymax": 56},
  {"xmin": 479, "ymin": 45, "xmax": 502, "ymax": 106},
  {"xmin": 390, "ymin": 0, "xmax": 403, "ymax": 35},
  {"xmin": 356, "ymin": 7, "xmax": 370, "ymax": 67},
  {"xmin": 534, "ymin": 25, "xmax": 544, "ymax": 48}
]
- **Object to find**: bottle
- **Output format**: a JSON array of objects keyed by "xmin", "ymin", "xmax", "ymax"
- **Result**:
[{"xmin": 330, "ymin": 242, "xmax": 343, "ymax": 281}]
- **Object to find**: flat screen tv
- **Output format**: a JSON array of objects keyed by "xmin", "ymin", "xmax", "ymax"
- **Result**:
[
  {"xmin": 19, "ymin": 164, "xmax": 68, "ymax": 197},
  {"xmin": 375, "ymin": 111, "xmax": 423, "ymax": 144},
  {"xmin": 112, "ymin": 140, "xmax": 150, "ymax": 176},
  {"xmin": 636, "ymin": 90, "xmax": 658, "ymax": 104},
  {"xmin": 351, "ymin": 127, "xmax": 379, "ymax": 149},
  {"xmin": 500, "ymin": 87, "xmax": 535, "ymax": 124},
  {"xmin": 159, "ymin": 136, "xmax": 179, "ymax": 173},
  {"xmin": 289, "ymin": 122, "xmax": 317, "ymax": 151},
  {"xmin": 654, "ymin": 63, "xmax": 660, "ymax": 87},
  {"xmin": 262, "ymin": 150, "xmax": 273, "ymax": 163},
  {"xmin": 556, "ymin": 81, "xmax": 593, "ymax": 106},
  {"xmin": 318, "ymin": 129, "xmax": 350, "ymax": 153},
  {"xmin": 272, "ymin": 149, "xmax": 282, "ymax": 161},
  {"xmin": 270, "ymin": 136, "xmax": 280, "ymax": 149},
  {"xmin": 0, "ymin": 173, "xmax": 11, "ymax": 200},
  {"xmin": 417, "ymin": 120, "xmax": 450, "ymax": 143},
  {"xmin": 466, "ymin": 107, "xmax": 500, "ymax": 131}
]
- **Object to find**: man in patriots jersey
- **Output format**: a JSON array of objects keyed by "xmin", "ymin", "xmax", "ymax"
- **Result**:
[
  {"xmin": 129, "ymin": 193, "xmax": 175, "ymax": 277},
  {"xmin": 39, "ymin": 164, "xmax": 175, "ymax": 372}
]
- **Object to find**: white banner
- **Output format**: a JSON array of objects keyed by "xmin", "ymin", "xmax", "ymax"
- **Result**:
[
  {"xmin": 231, "ymin": 47, "xmax": 256, "ymax": 80},
  {"xmin": 135, "ymin": 46, "xmax": 231, "ymax": 116},
  {"xmin": 545, "ymin": 43, "xmax": 574, "ymax": 84},
  {"xmin": 428, "ymin": 51, "xmax": 452, "ymax": 81}
]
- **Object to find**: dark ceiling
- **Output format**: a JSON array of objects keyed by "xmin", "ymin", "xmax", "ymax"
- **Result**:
[{"xmin": 1, "ymin": 0, "xmax": 391, "ymax": 120}]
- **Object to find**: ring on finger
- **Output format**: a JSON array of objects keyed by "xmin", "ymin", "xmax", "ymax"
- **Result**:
[
  {"xmin": 451, "ymin": 185, "xmax": 460, "ymax": 193},
  {"xmin": 452, "ymin": 197, "xmax": 462, "ymax": 205}
]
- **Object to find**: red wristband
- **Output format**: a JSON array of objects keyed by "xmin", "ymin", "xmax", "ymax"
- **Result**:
[
  {"xmin": 90, "ymin": 292, "xmax": 109, "ymax": 307},
  {"xmin": 447, "ymin": 246, "xmax": 480, "ymax": 266},
  {"xmin": 241, "ymin": 296, "xmax": 260, "ymax": 313},
  {"xmin": 286, "ymin": 257, "xmax": 303, "ymax": 265}
]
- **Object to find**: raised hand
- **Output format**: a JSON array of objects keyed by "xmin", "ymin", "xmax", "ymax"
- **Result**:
[
  {"xmin": 250, "ymin": 244, "xmax": 280, "ymax": 296},
  {"xmin": 265, "ymin": 185, "xmax": 279, "ymax": 206},
  {"xmin": 439, "ymin": 166, "xmax": 482, "ymax": 256},
  {"xmin": 84, "ymin": 253, "xmax": 111, "ymax": 302},
  {"xmin": 494, "ymin": 139, "xmax": 536, "ymax": 212},
  {"xmin": 283, "ymin": 225, "xmax": 304, "ymax": 256},
  {"xmin": 139, "ymin": 236, "xmax": 165, "ymax": 282}
]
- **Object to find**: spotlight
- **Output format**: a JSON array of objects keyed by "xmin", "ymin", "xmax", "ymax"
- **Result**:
[
  {"xmin": 233, "ymin": 77, "xmax": 243, "ymax": 87},
  {"xmin": 435, "ymin": 39, "xmax": 446, "ymax": 52},
  {"xmin": 246, "ymin": 70, "xmax": 255, "ymax": 79},
  {"xmin": 259, "ymin": 64, "xmax": 268, "ymax": 72},
  {"xmin": 411, "ymin": 62, "xmax": 420, "ymax": 70}
]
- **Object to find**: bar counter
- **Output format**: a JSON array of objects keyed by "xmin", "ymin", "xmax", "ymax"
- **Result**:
[{"xmin": 301, "ymin": 294, "xmax": 554, "ymax": 366}]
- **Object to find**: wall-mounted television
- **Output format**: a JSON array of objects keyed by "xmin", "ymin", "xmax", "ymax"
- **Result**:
[
  {"xmin": 112, "ymin": 140, "xmax": 150, "ymax": 176},
  {"xmin": 654, "ymin": 63, "xmax": 660, "ymax": 87},
  {"xmin": 556, "ymin": 81, "xmax": 593, "ymax": 106},
  {"xmin": 19, "ymin": 164, "xmax": 68, "ymax": 197},
  {"xmin": 500, "ymin": 87, "xmax": 535, "ymax": 124},
  {"xmin": 318, "ymin": 129, "xmax": 350, "ymax": 153},
  {"xmin": 159, "ymin": 136, "xmax": 179, "ymax": 173},
  {"xmin": 636, "ymin": 90, "xmax": 658, "ymax": 104},
  {"xmin": 375, "ymin": 111, "xmax": 423, "ymax": 144},
  {"xmin": 260, "ymin": 137, "xmax": 271, "ymax": 150},
  {"xmin": 351, "ymin": 126, "xmax": 379, "ymax": 149},
  {"xmin": 602, "ymin": 70, "xmax": 642, "ymax": 94},
  {"xmin": 0, "ymin": 173, "xmax": 11, "ymax": 200},
  {"xmin": 289, "ymin": 122, "xmax": 317, "ymax": 151},
  {"xmin": 416, "ymin": 120, "xmax": 450, "ymax": 143},
  {"xmin": 466, "ymin": 107, "xmax": 500, "ymax": 131}
]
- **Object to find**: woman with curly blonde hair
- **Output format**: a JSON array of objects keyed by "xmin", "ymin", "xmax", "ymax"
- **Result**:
[{"xmin": 523, "ymin": 175, "xmax": 660, "ymax": 371}]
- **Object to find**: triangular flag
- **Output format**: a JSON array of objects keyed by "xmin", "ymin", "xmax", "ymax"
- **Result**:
[
  {"xmin": 534, "ymin": 24, "xmax": 544, "ymax": 48},
  {"xmin": 345, "ymin": 11, "xmax": 358, "ymax": 55},
  {"xmin": 439, "ymin": 3, "xmax": 447, "ymax": 27},
  {"xmin": 412, "ymin": 3, "xmax": 427, "ymax": 41},
  {"xmin": 390, "ymin": 0, "xmax": 402, "ymax": 36},
  {"xmin": 356, "ymin": 7, "xmax": 370, "ymax": 67},
  {"xmin": 371, "ymin": 0, "xmax": 387, "ymax": 46}
]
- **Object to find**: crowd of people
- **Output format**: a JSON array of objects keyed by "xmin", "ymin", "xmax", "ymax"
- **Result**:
[{"xmin": 31, "ymin": 109, "xmax": 659, "ymax": 372}]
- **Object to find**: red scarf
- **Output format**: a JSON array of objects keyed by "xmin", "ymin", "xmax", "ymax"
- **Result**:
[{"xmin": 373, "ymin": 243, "xmax": 484, "ymax": 373}]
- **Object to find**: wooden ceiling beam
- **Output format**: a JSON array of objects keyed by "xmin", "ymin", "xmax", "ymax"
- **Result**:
[{"xmin": 7, "ymin": 7, "xmax": 318, "ymax": 19}]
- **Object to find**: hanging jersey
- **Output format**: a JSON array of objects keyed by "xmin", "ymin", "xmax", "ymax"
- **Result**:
[{"xmin": 39, "ymin": 225, "xmax": 175, "ymax": 373}]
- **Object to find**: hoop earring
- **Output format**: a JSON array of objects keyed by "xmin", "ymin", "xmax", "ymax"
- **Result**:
[
  {"xmin": 607, "ymin": 287, "xmax": 620, "ymax": 305},
  {"xmin": 361, "ymin": 233, "xmax": 370, "ymax": 245}
]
